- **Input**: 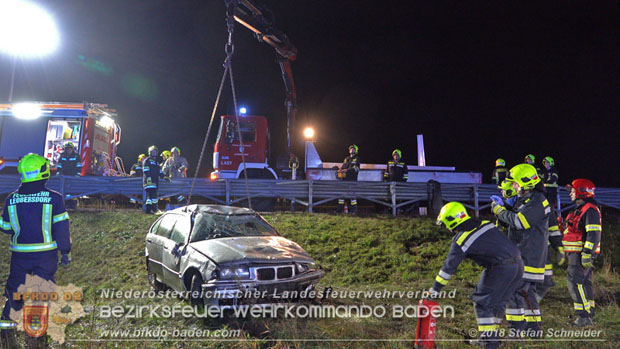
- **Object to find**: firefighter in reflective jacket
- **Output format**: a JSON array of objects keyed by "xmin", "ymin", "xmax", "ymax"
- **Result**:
[
  {"xmin": 492, "ymin": 158, "xmax": 507, "ymax": 186},
  {"xmin": 491, "ymin": 164, "xmax": 549, "ymax": 335},
  {"xmin": 130, "ymin": 154, "xmax": 146, "ymax": 177},
  {"xmin": 562, "ymin": 178, "xmax": 601, "ymax": 326},
  {"xmin": 431, "ymin": 202, "xmax": 523, "ymax": 349},
  {"xmin": 56, "ymin": 142, "xmax": 82, "ymax": 176},
  {"xmin": 384, "ymin": 149, "xmax": 408, "ymax": 182},
  {"xmin": 337, "ymin": 145, "xmax": 360, "ymax": 214},
  {"xmin": 0, "ymin": 154, "xmax": 71, "ymax": 343},
  {"xmin": 542, "ymin": 156, "xmax": 559, "ymax": 208},
  {"xmin": 142, "ymin": 146, "xmax": 164, "ymax": 214}
]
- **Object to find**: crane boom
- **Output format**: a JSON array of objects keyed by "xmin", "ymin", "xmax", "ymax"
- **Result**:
[{"xmin": 225, "ymin": 0, "xmax": 298, "ymax": 153}]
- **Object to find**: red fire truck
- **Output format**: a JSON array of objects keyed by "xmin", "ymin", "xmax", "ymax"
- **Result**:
[
  {"xmin": 0, "ymin": 102, "xmax": 121, "ymax": 175},
  {"xmin": 211, "ymin": 114, "xmax": 277, "ymax": 180}
]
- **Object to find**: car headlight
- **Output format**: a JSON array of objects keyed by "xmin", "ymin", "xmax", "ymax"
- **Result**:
[
  {"xmin": 217, "ymin": 266, "xmax": 250, "ymax": 280},
  {"xmin": 295, "ymin": 262, "xmax": 316, "ymax": 273}
]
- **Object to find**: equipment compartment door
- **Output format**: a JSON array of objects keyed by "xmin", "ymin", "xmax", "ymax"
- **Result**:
[{"xmin": 44, "ymin": 119, "xmax": 82, "ymax": 168}]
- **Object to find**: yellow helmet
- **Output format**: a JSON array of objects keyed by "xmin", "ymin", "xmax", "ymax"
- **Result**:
[
  {"xmin": 138, "ymin": 154, "xmax": 146, "ymax": 162},
  {"xmin": 495, "ymin": 158, "xmax": 505, "ymax": 167},
  {"xmin": 349, "ymin": 144, "xmax": 359, "ymax": 154},
  {"xmin": 17, "ymin": 153, "xmax": 50, "ymax": 183},
  {"xmin": 498, "ymin": 179, "xmax": 517, "ymax": 198},
  {"xmin": 509, "ymin": 163, "xmax": 540, "ymax": 191},
  {"xmin": 171, "ymin": 146, "xmax": 181, "ymax": 156},
  {"xmin": 392, "ymin": 149, "xmax": 402, "ymax": 158},
  {"xmin": 436, "ymin": 202, "xmax": 471, "ymax": 231},
  {"xmin": 161, "ymin": 150, "xmax": 171, "ymax": 159}
]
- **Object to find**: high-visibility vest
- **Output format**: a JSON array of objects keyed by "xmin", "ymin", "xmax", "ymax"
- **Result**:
[{"xmin": 562, "ymin": 202, "xmax": 601, "ymax": 254}]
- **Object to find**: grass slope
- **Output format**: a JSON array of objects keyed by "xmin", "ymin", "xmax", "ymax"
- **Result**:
[{"xmin": 0, "ymin": 211, "xmax": 618, "ymax": 348}]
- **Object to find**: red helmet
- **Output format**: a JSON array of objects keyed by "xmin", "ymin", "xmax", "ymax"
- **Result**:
[{"xmin": 567, "ymin": 178, "xmax": 595, "ymax": 198}]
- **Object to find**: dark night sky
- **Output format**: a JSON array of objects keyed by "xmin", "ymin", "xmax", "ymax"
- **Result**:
[{"xmin": 1, "ymin": 1, "xmax": 618, "ymax": 186}]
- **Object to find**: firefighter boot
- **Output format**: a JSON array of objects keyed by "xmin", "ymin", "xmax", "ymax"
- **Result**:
[
  {"xmin": 336, "ymin": 200, "xmax": 344, "ymax": 213},
  {"xmin": 573, "ymin": 316, "xmax": 593, "ymax": 327}
]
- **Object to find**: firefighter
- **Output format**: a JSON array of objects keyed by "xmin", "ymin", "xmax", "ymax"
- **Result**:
[
  {"xmin": 431, "ymin": 202, "xmax": 523, "ymax": 349},
  {"xmin": 142, "ymin": 146, "xmax": 164, "ymax": 214},
  {"xmin": 491, "ymin": 163, "xmax": 549, "ymax": 336},
  {"xmin": 0, "ymin": 154, "xmax": 71, "ymax": 346},
  {"xmin": 542, "ymin": 156, "xmax": 559, "ymax": 208},
  {"xmin": 384, "ymin": 149, "xmax": 408, "ymax": 182},
  {"xmin": 129, "ymin": 154, "xmax": 146, "ymax": 177},
  {"xmin": 337, "ymin": 145, "xmax": 360, "ymax": 214},
  {"xmin": 562, "ymin": 178, "xmax": 601, "ymax": 326},
  {"xmin": 495, "ymin": 180, "xmax": 564, "ymax": 302},
  {"xmin": 161, "ymin": 150, "xmax": 171, "ymax": 167},
  {"xmin": 491, "ymin": 158, "xmax": 507, "ymax": 186},
  {"xmin": 163, "ymin": 147, "xmax": 189, "ymax": 179},
  {"xmin": 288, "ymin": 152, "xmax": 299, "ymax": 180},
  {"xmin": 56, "ymin": 142, "xmax": 82, "ymax": 176},
  {"xmin": 524, "ymin": 154, "xmax": 544, "ymax": 177},
  {"xmin": 163, "ymin": 147, "xmax": 189, "ymax": 205}
]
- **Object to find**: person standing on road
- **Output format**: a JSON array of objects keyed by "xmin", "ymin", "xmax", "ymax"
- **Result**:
[
  {"xmin": 143, "ymin": 146, "xmax": 164, "ymax": 214},
  {"xmin": 0, "ymin": 154, "xmax": 71, "ymax": 346},
  {"xmin": 431, "ymin": 202, "xmax": 523, "ymax": 349},
  {"xmin": 384, "ymin": 149, "xmax": 408, "ymax": 182},
  {"xmin": 337, "ymin": 145, "xmax": 360, "ymax": 214},
  {"xmin": 491, "ymin": 158, "xmax": 507, "ymax": 186}
]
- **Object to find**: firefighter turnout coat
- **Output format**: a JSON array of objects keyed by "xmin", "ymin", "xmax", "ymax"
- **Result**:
[{"xmin": 495, "ymin": 190, "xmax": 550, "ymax": 282}]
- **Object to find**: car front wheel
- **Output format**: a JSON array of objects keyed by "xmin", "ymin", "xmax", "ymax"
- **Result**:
[{"xmin": 190, "ymin": 274, "xmax": 204, "ymax": 307}]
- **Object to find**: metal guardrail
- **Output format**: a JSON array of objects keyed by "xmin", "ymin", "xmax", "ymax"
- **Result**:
[{"xmin": 0, "ymin": 175, "xmax": 618, "ymax": 216}]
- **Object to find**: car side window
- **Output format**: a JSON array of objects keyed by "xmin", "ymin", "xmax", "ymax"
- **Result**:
[
  {"xmin": 156, "ymin": 214, "xmax": 177, "ymax": 239},
  {"xmin": 149, "ymin": 219, "xmax": 161, "ymax": 235},
  {"xmin": 169, "ymin": 215, "xmax": 190, "ymax": 244}
]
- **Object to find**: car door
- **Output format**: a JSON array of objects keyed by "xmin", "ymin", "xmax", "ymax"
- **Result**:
[
  {"xmin": 146, "ymin": 214, "xmax": 176, "ymax": 280},
  {"xmin": 161, "ymin": 214, "xmax": 191, "ymax": 290}
]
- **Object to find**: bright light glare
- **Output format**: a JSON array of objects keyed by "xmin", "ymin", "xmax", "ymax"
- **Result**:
[
  {"xmin": 13, "ymin": 103, "xmax": 41, "ymax": 119},
  {"xmin": 0, "ymin": 1, "xmax": 60, "ymax": 57},
  {"xmin": 303, "ymin": 127, "xmax": 315, "ymax": 139},
  {"xmin": 239, "ymin": 107, "xmax": 247, "ymax": 115},
  {"xmin": 98, "ymin": 115, "xmax": 115, "ymax": 128}
]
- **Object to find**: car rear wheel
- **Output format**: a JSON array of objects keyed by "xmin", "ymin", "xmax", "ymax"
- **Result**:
[
  {"xmin": 147, "ymin": 260, "xmax": 165, "ymax": 292},
  {"xmin": 190, "ymin": 274, "xmax": 204, "ymax": 307}
]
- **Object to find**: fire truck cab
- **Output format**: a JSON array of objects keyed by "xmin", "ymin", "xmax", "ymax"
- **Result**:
[
  {"xmin": 211, "ymin": 114, "xmax": 277, "ymax": 180},
  {"xmin": 0, "ymin": 102, "xmax": 121, "ymax": 176}
]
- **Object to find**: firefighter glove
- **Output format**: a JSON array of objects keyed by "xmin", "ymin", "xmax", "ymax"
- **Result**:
[
  {"xmin": 557, "ymin": 246, "xmax": 566, "ymax": 266},
  {"xmin": 59, "ymin": 253, "xmax": 71, "ymax": 266},
  {"xmin": 490, "ymin": 195, "xmax": 504, "ymax": 207},
  {"xmin": 581, "ymin": 253, "xmax": 593, "ymax": 268}
]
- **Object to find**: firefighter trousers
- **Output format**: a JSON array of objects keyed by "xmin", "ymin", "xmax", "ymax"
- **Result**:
[
  {"xmin": 143, "ymin": 188, "xmax": 159, "ymax": 213},
  {"xmin": 566, "ymin": 253, "xmax": 595, "ymax": 319},
  {"xmin": 2, "ymin": 253, "xmax": 57, "ymax": 321},
  {"xmin": 337, "ymin": 198, "xmax": 357, "ymax": 213},
  {"xmin": 506, "ymin": 280, "xmax": 543, "ymax": 337},
  {"xmin": 536, "ymin": 246, "xmax": 555, "ymax": 301},
  {"xmin": 472, "ymin": 259, "xmax": 523, "ymax": 349}
]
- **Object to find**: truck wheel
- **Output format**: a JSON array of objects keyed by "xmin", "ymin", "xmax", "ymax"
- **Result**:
[
  {"xmin": 190, "ymin": 274, "xmax": 204, "ymax": 307},
  {"xmin": 147, "ymin": 260, "xmax": 165, "ymax": 292}
]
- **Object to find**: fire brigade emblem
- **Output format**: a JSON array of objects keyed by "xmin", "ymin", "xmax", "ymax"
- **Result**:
[{"xmin": 23, "ymin": 305, "xmax": 49, "ymax": 337}]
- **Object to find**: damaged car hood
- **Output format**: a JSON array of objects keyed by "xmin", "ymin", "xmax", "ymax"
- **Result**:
[{"xmin": 189, "ymin": 236, "xmax": 314, "ymax": 264}]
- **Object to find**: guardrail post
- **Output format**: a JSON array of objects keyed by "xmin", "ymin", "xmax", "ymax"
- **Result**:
[
  {"xmin": 474, "ymin": 184, "xmax": 480, "ymax": 218},
  {"xmin": 391, "ymin": 182, "xmax": 397, "ymax": 216},
  {"xmin": 225, "ymin": 179, "xmax": 230, "ymax": 205},
  {"xmin": 60, "ymin": 175, "xmax": 65, "ymax": 201},
  {"xmin": 308, "ymin": 180, "xmax": 313, "ymax": 213}
]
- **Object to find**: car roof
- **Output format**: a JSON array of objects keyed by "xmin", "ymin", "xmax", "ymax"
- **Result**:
[{"xmin": 169, "ymin": 204, "xmax": 256, "ymax": 216}]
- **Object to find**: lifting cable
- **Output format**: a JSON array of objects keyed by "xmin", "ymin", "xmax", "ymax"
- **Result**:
[{"xmin": 188, "ymin": 1, "xmax": 252, "ymax": 209}]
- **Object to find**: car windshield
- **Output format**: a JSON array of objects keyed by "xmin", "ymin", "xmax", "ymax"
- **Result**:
[{"xmin": 190, "ymin": 214, "xmax": 278, "ymax": 242}]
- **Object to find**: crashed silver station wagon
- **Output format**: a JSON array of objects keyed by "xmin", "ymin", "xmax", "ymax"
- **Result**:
[{"xmin": 145, "ymin": 205, "xmax": 325, "ymax": 307}]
